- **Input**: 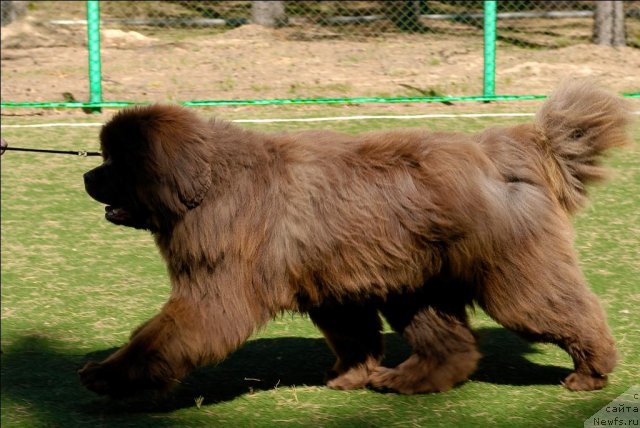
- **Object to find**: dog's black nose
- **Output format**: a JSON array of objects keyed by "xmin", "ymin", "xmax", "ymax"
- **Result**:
[
  {"xmin": 83, "ymin": 169, "xmax": 95, "ymax": 186},
  {"xmin": 83, "ymin": 166, "xmax": 110, "ymax": 203},
  {"xmin": 83, "ymin": 169, "xmax": 99, "ymax": 196}
]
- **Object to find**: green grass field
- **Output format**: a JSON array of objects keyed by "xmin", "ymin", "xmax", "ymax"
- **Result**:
[{"xmin": 1, "ymin": 109, "xmax": 638, "ymax": 427}]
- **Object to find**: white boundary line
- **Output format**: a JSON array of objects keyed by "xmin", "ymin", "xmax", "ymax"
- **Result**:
[
  {"xmin": 2, "ymin": 111, "xmax": 639, "ymax": 128},
  {"xmin": 0, "ymin": 112, "xmax": 537, "ymax": 129},
  {"xmin": 232, "ymin": 112, "xmax": 536, "ymax": 123},
  {"xmin": 1, "ymin": 122, "xmax": 103, "ymax": 128}
]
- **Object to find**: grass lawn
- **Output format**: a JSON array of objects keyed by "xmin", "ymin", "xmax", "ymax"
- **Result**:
[{"xmin": 1, "ymin": 107, "xmax": 638, "ymax": 427}]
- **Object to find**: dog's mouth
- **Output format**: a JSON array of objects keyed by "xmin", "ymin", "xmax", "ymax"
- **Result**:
[
  {"xmin": 104, "ymin": 205, "xmax": 154, "ymax": 231},
  {"xmin": 105, "ymin": 205, "xmax": 132, "ymax": 225}
]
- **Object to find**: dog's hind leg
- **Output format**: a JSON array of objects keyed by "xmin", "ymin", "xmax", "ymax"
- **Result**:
[
  {"xmin": 309, "ymin": 300, "xmax": 383, "ymax": 390},
  {"xmin": 476, "ymin": 239, "xmax": 617, "ymax": 391},
  {"xmin": 371, "ymin": 285, "xmax": 480, "ymax": 394}
]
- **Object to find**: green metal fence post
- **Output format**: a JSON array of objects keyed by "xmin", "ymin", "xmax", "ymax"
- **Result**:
[
  {"xmin": 483, "ymin": 0, "xmax": 497, "ymax": 98},
  {"xmin": 86, "ymin": 0, "xmax": 102, "ymax": 113}
]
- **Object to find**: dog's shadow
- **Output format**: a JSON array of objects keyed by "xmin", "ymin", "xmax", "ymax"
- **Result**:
[
  {"xmin": 86, "ymin": 327, "xmax": 571, "ymax": 412},
  {"xmin": 2, "ymin": 327, "xmax": 572, "ymax": 416}
]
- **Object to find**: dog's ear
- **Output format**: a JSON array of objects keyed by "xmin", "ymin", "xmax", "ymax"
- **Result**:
[
  {"xmin": 138, "ymin": 105, "xmax": 213, "ymax": 211},
  {"xmin": 173, "ymin": 155, "xmax": 212, "ymax": 209}
]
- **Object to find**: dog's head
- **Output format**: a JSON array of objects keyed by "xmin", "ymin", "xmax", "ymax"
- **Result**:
[{"xmin": 83, "ymin": 105, "xmax": 212, "ymax": 233}]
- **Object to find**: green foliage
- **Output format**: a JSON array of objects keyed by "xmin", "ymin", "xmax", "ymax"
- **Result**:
[{"xmin": 1, "ymin": 112, "xmax": 638, "ymax": 427}]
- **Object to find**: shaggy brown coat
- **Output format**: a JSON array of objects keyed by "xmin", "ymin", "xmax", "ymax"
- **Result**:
[{"xmin": 79, "ymin": 81, "xmax": 631, "ymax": 396}]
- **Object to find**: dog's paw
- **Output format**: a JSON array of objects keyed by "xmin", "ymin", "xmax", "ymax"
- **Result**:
[
  {"xmin": 78, "ymin": 361, "xmax": 121, "ymax": 396},
  {"xmin": 326, "ymin": 366, "xmax": 370, "ymax": 391},
  {"xmin": 563, "ymin": 372, "xmax": 608, "ymax": 391},
  {"xmin": 79, "ymin": 355, "xmax": 177, "ymax": 397},
  {"xmin": 369, "ymin": 366, "xmax": 422, "ymax": 394}
]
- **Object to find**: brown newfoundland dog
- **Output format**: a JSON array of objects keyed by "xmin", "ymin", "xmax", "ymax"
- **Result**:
[{"xmin": 80, "ymin": 81, "xmax": 630, "ymax": 397}]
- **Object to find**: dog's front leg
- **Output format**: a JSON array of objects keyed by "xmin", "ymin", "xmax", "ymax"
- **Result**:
[{"xmin": 78, "ymin": 294, "xmax": 256, "ymax": 397}]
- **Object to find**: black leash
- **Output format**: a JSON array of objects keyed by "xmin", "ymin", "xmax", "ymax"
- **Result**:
[{"xmin": 2, "ymin": 147, "xmax": 101, "ymax": 157}]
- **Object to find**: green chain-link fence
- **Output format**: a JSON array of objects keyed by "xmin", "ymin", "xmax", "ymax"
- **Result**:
[
  {"xmin": 96, "ymin": 1, "xmax": 638, "ymax": 46},
  {"xmin": 1, "ymin": 0, "xmax": 639, "ymax": 110}
]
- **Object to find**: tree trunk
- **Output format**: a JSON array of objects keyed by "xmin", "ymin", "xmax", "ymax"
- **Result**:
[
  {"xmin": 594, "ymin": 0, "xmax": 626, "ymax": 46},
  {"xmin": 1, "ymin": 1, "xmax": 27, "ymax": 27},
  {"xmin": 611, "ymin": 0, "xmax": 626, "ymax": 46},
  {"xmin": 252, "ymin": 1, "xmax": 287, "ymax": 28},
  {"xmin": 386, "ymin": 0, "xmax": 425, "ymax": 32}
]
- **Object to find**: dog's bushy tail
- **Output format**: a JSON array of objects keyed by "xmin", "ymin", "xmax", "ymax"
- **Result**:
[{"xmin": 535, "ymin": 80, "xmax": 632, "ymax": 213}]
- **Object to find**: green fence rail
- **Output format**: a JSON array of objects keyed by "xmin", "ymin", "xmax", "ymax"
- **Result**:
[{"xmin": 0, "ymin": 1, "xmax": 638, "ymax": 110}]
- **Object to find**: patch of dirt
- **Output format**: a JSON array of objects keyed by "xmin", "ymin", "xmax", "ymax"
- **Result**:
[
  {"xmin": 101, "ymin": 29, "xmax": 158, "ymax": 48},
  {"xmin": 1, "ymin": 16, "xmax": 639, "ymax": 115},
  {"xmin": 0, "ymin": 16, "xmax": 85, "ymax": 49}
]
